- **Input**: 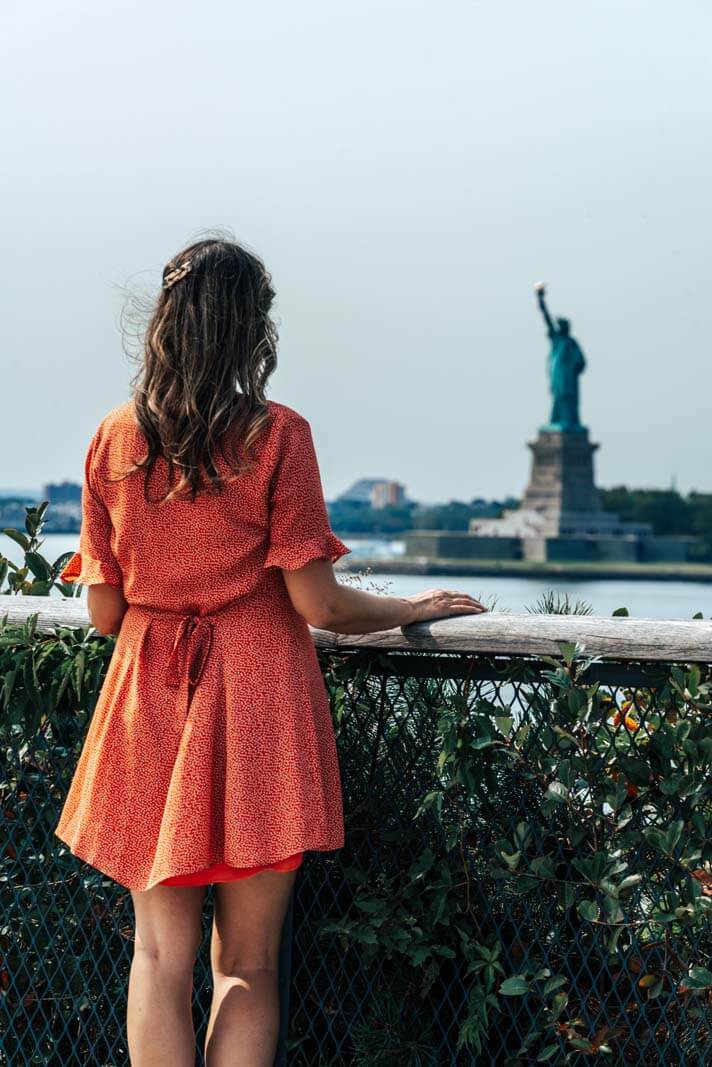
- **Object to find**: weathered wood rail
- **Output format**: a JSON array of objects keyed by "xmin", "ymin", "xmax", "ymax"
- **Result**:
[{"xmin": 2, "ymin": 596, "xmax": 711, "ymax": 662}]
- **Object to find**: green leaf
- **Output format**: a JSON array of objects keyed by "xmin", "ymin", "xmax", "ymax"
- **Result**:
[
  {"xmin": 495, "ymin": 715, "xmax": 513, "ymax": 736},
  {"xmin": 514, "ymin": 822, "xmax": 532, "ymax": 848},
  {"xmin": 409, "ymin": 847, "xmax": 436, "ymax": 880},
  {"xmin": 578, "ymin": 900, "xmax": 599, "ymax": 922},
  {"xmin": 354, "ymin": 899, "xmax": 387, "ymax": 915},
  {"xmin": 23, "ymin": 655, "xmax": 41, "ymax": 709},
  {"xmin": 546, "ymin": 781, "xmax": 569, "ymax": 803},
  {"xmin": 529, "ymin": 856, "xmax": 556, "ymax": 879},
  {"xmin": 570, "ymin": 1038, "xmax": 595, "ymax": 1053},
  {"xmin": 617, "ymin": 757, "xmax": 652, "ymax": 787},
  {"xmin": 556, "ymin": 640, "xmax": 579, "ymax": 665},
  {"xmin": 552, "ymin": 725, "xmax": 579, "ymax": 747},
  {"xmin": 73, "ymin": 649, "xmax": 87, "ymax": 696},
  {"xmin": 686, "ymin": 966, "xmax": 712, "ymax": 990},
  {"xmin": 644, "ymin": 827, "xmax": 666, "ymax": 852},
  {"xmin": 671, "ymin": 666, "xmax": 687, "ymax": 692},
  {"xmin": 2, "ymin": 527, "xmax": 30, "ymax": 550},
  {"xmin": 25, "ymin": 552, "xmax": 52, "ymax": 581},
  {"xmin": 550, "ymin": 992, "xmax": 568, "ymax": 1019},
  {"xmin": 543, "ymin": 975, "xmax": 568, "ymax": 996},
  {"xmin": 3, "ymin": 665, "xmax": 19, "ymax": 707},
  {"xmin": 687, "ymin": 664, "xmax": 701, "ymax": 697},
  {"xmin": 499, "ymin": 976, "xmax": 530, "ymax": 996},
  {"xmin": 53, "ymin": 550, "xmax": 76, "ymax": 574},
  {"xmin": 664, "ymin": 819, "xmax": 684, "ymax": 853},
  {"xmin": 471, "ymin": 737, "xmax": 503, "ymax": 751},
  {"xmin": 537, "ymin": 1045, "xmax": 560, "ymax": 1062},
  {"xmin": 617, "ymin": 874, "xmax": 643, "ymax": 894}
]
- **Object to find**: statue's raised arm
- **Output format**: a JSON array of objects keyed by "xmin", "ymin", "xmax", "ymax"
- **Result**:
[{"xmin": 534, "ymin": 282, "xmax": 556, "ymax": 337}]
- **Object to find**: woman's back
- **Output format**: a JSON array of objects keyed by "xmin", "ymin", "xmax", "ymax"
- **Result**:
[{"xmin": 62, "ymin": 397, "xmax": 350, "ymax": 614}]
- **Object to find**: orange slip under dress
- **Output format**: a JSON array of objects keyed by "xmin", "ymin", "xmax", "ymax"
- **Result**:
[{"xmin": 56, "ymin": 398, "xmax": 351, "ymax": 892}]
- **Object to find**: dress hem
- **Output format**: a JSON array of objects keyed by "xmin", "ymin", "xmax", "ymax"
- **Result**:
[
  {"xmin": 54, "ymin": 830, "xmax": 344, "ymax": 893},
  {"xmin": 158, "ymin": 855, "xmax": 305, "ymax": 887}
]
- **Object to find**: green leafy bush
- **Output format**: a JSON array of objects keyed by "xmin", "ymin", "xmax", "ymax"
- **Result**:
[{"xmin": 313, "ymin": 643, "xmax": 712, "ymax": 1064}]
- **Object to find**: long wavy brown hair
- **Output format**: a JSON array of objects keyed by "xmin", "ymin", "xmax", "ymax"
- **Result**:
[{"xmin": 111, "ymin": 236, "xmax": 278, "ymax": 505}]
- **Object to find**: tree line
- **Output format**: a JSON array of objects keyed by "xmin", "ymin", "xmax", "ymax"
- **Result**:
[{"xmin": 329, "ymin": 488, "xmax": 712, "ymax": 561}]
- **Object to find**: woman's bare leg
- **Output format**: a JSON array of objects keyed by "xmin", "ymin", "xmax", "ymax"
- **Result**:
[
  {"xmin": 127, "ymin": 882, "xmax": 207, "ymax": 1066},
  {"xmin": 204, "ymin": 869, "xmax": 298, "ymax": 1067}
]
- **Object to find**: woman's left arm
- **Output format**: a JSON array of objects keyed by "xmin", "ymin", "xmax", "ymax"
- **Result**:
[
  {"xmin": 86, "ymin": 585, "xmax": 128, "ymax": 635},
  {"xmin": 59, "ymin": 420, "xmax": 128, "ymax": 634}
]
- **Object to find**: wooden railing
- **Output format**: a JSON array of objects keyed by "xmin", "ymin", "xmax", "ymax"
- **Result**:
[{"xmin": 4, "ymin": 596, "xmax": 711, "ymax": 662}]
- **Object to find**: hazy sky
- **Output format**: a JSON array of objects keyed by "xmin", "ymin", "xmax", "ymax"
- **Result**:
[{"xmin": 2, "ymin": 1, "xmax": 711, "ymax": 503}]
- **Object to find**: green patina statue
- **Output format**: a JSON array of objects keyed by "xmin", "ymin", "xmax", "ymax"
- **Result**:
[{"xmin": 535, "ymin": 283, "xmax": 587, "ymax": 432}]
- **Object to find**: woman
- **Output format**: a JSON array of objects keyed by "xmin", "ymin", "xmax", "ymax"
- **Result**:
[{"xmin": 56, "ymin": 237, "xmax": 487, "ymax": 1066}]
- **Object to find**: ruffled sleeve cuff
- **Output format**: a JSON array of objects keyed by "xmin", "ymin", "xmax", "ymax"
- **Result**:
[
  {"xmin": 263, "ymin": 531, "xmax": 352, "ymax": 571},
  {"xmin": 59, "ymin": 551, "xmax": 123, "ymax": 587}
]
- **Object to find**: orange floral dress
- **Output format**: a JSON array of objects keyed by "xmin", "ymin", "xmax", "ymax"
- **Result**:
[{"xmin": 56, "ymin": 399, "xmax": 351, "ymax": 892}]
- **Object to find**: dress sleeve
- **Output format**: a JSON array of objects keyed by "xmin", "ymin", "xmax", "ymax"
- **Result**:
[
  {"xmin": 59, "ymin": 426, "xmax": 124, "ymax": 587},
  {"xmin": 263, "ymin": 415, "xmax": 351, "ymax": 571}
]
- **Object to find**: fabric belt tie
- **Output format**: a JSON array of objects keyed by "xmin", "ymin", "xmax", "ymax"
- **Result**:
[{"xmin": 165, "ymin": 613, "xmax": 215, "ymax": 690}]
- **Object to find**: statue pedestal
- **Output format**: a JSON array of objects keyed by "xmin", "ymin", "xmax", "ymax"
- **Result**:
[{"xmin": 520, "ymin": 428, "xmax": 603, "ymax": 533}]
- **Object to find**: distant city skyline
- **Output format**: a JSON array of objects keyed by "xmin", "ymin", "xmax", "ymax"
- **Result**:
[
  {"xmin": 0, "ymin": 464, "xmax": 701, "ymax": 510},
  {"xmin": 0, "ymin": 479, "xmax": 518, "ymax": 509}
]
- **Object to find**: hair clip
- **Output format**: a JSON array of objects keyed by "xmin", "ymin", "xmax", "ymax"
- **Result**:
[{"xmin": 162, "ymin": 260, "xmax": 193, "ymax": 291}]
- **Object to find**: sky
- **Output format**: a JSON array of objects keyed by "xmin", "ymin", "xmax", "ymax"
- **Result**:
[{"xmin": 2, "ymin": 0, "xmax": 711, "ymax": 504}]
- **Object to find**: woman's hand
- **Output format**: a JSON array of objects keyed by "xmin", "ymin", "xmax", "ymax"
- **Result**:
[
  {"xmin": 403, "ymin": 587, "xmax": 488, "ymax": 625},
  {"xmin": 282, "ymin": 559, "xmax": 488, "ymax": 635}
]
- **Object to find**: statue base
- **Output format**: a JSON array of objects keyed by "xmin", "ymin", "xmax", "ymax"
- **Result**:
[{"xmin": 520, "ymin": 427, "xmax": 602, "ymax": 528}]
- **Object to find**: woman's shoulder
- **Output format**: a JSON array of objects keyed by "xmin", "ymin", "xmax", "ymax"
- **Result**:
[
  {"xmin": 82, "ymin": 400, "xmax": 137, "ymax": 450},
  {"xmin": 92, "ymin": 398, "xmax": 311, "ymax": 453},
  {"xmin": 264, "ymin": 400, "xmax": 316, "ymax": 454},
  {"xmin": 266, "ymin": 399, "xmax": 310, "ymax": 428}
]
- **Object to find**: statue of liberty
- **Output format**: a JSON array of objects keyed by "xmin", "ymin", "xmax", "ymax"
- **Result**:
[{"xmin": 534, "ymin": 283, "xmax": 586, "ymax": 432}]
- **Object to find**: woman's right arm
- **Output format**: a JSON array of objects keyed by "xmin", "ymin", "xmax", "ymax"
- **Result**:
[{"xmin": 281, "ymin": 558, "xmax": 487, "ymax": 635}]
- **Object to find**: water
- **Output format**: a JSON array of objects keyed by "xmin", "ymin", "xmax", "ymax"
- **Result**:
[
  {"xmin": 354, "ymin": 569, "xmax": 710, "ymax": 620},
  {"xmin": 3, "ymin": 533, "xmax": 710, "ymax": 620},
  {"xmin": 340, "ymin": 539, "xmax": 712, "ymax": 619}
]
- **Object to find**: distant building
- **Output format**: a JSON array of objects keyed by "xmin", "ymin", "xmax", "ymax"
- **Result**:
[
  {"xmin": 35, "ymin": 481, "xmax": 82, "ymax": 532},
  {"xmin": 43, "ymin": 480, "xmax": 81, "ymax": 505},
  {"xmin": 337, "ymin": 478, "xmax": 390, "ymax": 505},
  {"xmin": 338, "ymin": 478, "xmax": 410, "ymax": 507},
  {"xmin": 370, "ymin": 480, "xmax": 406, "ymax": 509}
]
